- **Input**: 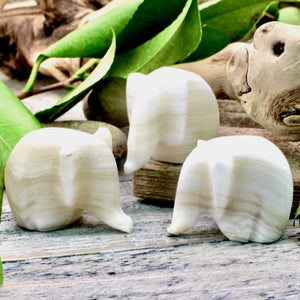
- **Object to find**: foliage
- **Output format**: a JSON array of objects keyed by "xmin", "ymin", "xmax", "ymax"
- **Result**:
[
  {"xmin": 0, "ymin": 143, "xmax": 2, "ymax": 222},
  {"xmin": 23, "ymin": 0, "xmax": 188, "ymax": 92},
  {"xmin": 0, "ymin": 142, "xmax": 3, "ymax": 286},
  {"xmin": 0, "ymin": 81, "xmax": 42, "ymax": 168},
  {"xmin": 0, "ymin": 131, "xmax": 3, "ymax": 285},
  {"xmin": 36, "ymin": 31, "xmax": 116, "ymax": 122},
  {"xmin": 278, "ymin": 6, "xmax": 300, "ymax": 25},
  {"xmin": 22, "ymin": 0, "xmax": 300, "ymax": 123},
  {"xmin": 0, "ymin": 82, "xmax": 41, "ymax": 285},
  {"xmin": 185, "ymin": 0, "xmax": 282, "ymax": 61},
  {"xmin": 293, "ymin": 205, "xmax": 300, "ymax": 227},
  {"xmin": 108, "ymin": 0, "xmax": 201, "ymax": 77}
]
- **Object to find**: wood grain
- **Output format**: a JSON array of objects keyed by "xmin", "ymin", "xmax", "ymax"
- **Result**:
[
  {"xmin": 2, "ymin": 236, "xmax": 300, "ymax": 299},
  {"xmin": 218, "ymin": 99, "xmax": 263, "ymax": 128},
  {"xmin": 1, "ymin": 174, "xmax": 300, "ymax": 299}
]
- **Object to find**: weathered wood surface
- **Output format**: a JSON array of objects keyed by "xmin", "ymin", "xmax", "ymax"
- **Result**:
[
  {"xmin": 218, "ymin": 99, "xmax": 263, "ymax": 128},
  {"xmin": 133, "ymin": 126, "xmax": 300, "ymax": 216},
  {"xmin": 1, "ymin": 172, "xmax": 300, "ymax": 299}
]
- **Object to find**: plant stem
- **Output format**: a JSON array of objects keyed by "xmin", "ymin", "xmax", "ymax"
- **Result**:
[
  {"xmin": 17, "ymin": 58, "xmax": 98, "ymax": 99},
  {"xmin": 22, "ymin": 55, "xmax": 48, "ymax": 93},
  {"xmin": 74, "ymin": 58, "xmax": 99, "ymax": 80},
  {"xmin": 16, "ymin": 76, "xmax": 79, "ymax": 100},
  {"xmin": 264, "ymin": 12, "xmax": 276, "ymax": 20}
]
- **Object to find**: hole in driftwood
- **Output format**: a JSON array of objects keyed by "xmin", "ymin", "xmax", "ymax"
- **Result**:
[
  {"xmin": 280, "ymin": 109, "xmax": 300, "ymax": 122},
  {"xmin": 273, "ymin": 41, "xmax": 285, "ymax": 56}
]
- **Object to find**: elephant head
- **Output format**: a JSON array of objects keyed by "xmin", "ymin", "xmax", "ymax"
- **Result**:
[{"xmin": 227, "ymin": 22, "xmax": 300, "ymax": 140}]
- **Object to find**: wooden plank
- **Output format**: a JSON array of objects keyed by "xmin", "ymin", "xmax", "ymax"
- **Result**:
[
  {"xmin": 3, "ymin": 175, "xmax": 298, "ymax": 262},
  {"xmin": 0, "ymin": 179, "xmax": 222, "ymax": 262},
  {"xmin": 218, "ymin": 99, "xmax": 263, "ymax": 128},
  {"xmin": 1, "ymin": 223, "xmax": 299, "ymax": 299},
  {"xmin": 133, "ymin": 126, "xmax": 300, "ymax": 216},
  {"xmin": 1, "ymin": 169, "xmax": 300, "ymax": 299}
]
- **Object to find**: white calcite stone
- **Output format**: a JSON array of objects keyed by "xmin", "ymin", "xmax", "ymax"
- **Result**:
[
  {"xmin": 5, "ymin": 127, "xmax": 133, "ymax": 233},
  {"xmin": 167, "ymin": 136, "xmax": 293, "ymax": 243},
  {"xmin": 124, "ymin": 67, "xmax": 219, "ymax": 174}
]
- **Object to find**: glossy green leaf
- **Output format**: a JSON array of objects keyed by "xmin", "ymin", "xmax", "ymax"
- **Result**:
[
  {"xmin": 23, "ymin": 0, "xmax": 141, "ymax": 92},
  {"xmin": 30, "ymin": 0, "xmax": 200, "ymax": 121},
  {"xmin": 0, "ymin": 126, "xmax": 3, "ymax": 286},
  {"xmin": 267, "ymin": 2, "xmax": 279, "ymax": 19},
  {"xmin": 278, "ymin": 6, "xmax": 300, "ymax": 25},
  {"xmin": 43, "ymin": 0, "xmax": 141, "ymax": 58},
  {"xmin": 0, "ymin": 142, "xmax": 3, "ymax": 224},
  {"xmin": 115, "ymin": 0, "xmax": 187, "ymax": 54},
  {"xmin": 185, "ymin": 0, "xmax": 281, "ymax": 62},
  {"xmin": 35, "ymin": 31, "xmax": 116, "ymax": 122},
  {"xmin": 44, "ymin": 0, "xmax": 186, "ymax": 59},
  {"xmin": 23, "ymin": 0, "xmax": 187, "ymax": 92},
  {"xmin": 293, "ymin": 205, "xmax": 300, "ymax": 227},
  {"xmin": 0, "ymin": 81, "xmax": 42, "ymax": 167},
  {"xmin": 108, "ymin": 0, "xmax": 201, "ymax": 78}
]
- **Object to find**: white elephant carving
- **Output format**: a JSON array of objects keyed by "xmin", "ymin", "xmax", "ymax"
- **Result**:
[{"xmin": 5, "ymin": 127, "xmax": 133, "ymax": 233}]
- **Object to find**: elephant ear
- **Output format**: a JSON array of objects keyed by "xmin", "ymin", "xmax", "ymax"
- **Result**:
[{"xmin": 226, "ymin": 47, "xmax": 252, "ymax": 97}]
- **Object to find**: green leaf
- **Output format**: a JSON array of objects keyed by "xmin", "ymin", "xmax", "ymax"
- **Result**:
[
  {"xmin": 23, "ymin": 0, "xmax": 141, "ymax": 92},
  {"xmin": 115, "ymin": 0, "xmax": 187, "ymax": 54},
  {"xmin": 23, "ymin": 0, "xmax": 187, "ymax": 92},
  {"xmin": 0, "ymin": 143, "xmax": 3, "ymax": 223},
  {"xmin": 278, "ymin": 6, "xmax": 300, "ymax": 25},
  {"xmin": 0, "ymin": 113, "xmax": 3, "ymax": 288},
  {"xmin": 35, "ymin": 31, "xmax": 116, "ymax": 122},
  {"xmin": 267, "ymin": 2, "xmax": 279, "ymax": 19},
  {"xmin": 293, "ymin": 205, "xmax": 300, "ymax": 227},
  {"xmin": 36, "ymin": 0, "xmax": 200, "ymax": 121},
  {"xmin": 43, "ymin": 0, "xmax": 187, "ymax": 59},
  {"xmin": 185, "ymin": 0, "xmax": 280, "ymax": 62},
  {"xmin": 0, "ymin": 81, "xmax": 42, "ymax": 167},
  {"xmin": 108, "ymin": 0, "xmax": 201, "ymax": 78},
  {"xmin": 0, "ymin": 152, "xmax": 2, "ymax": 280},
  {"xmin": 43, "ymin": 0, "xmax": 142, "ymax": 59}
]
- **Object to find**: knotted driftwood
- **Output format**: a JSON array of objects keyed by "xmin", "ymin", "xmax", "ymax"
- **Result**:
[
  {"xmin": 177, "ymin": 22, "xmax": 300, "ymax": 141},
  {"xmin": 0, "ymin": 0, "xmax": 111, "ymax": 79}
]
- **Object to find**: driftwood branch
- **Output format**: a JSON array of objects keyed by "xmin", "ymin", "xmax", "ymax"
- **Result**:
[
  {"xmin": 218, "ymin": 99, "xmax": 263, "ymax": 128},
  {"xmin": 0, "ymin": 0, "xmax": 111, "ymax": 79},
  {"xmin": 177, "ymin": 22, "xmax": 300, "ymax": 141},
  {"xmin": 16, "ymin": 76, "xmax": 79, "ymax": 99}
]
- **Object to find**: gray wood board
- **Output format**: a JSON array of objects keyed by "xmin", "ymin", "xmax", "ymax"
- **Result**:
[{"xmin": 1, "ymin": 174, "xmax": 300, "ymax": 299}]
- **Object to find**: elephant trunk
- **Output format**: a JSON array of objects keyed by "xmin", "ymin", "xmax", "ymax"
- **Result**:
[
  {"xmin": 167, "ymin": 141, "xmax": 213, "ymax": 235},
  {"xmin": 124, "ymin": 74, "xmax": 162, "ymax": 174}
]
